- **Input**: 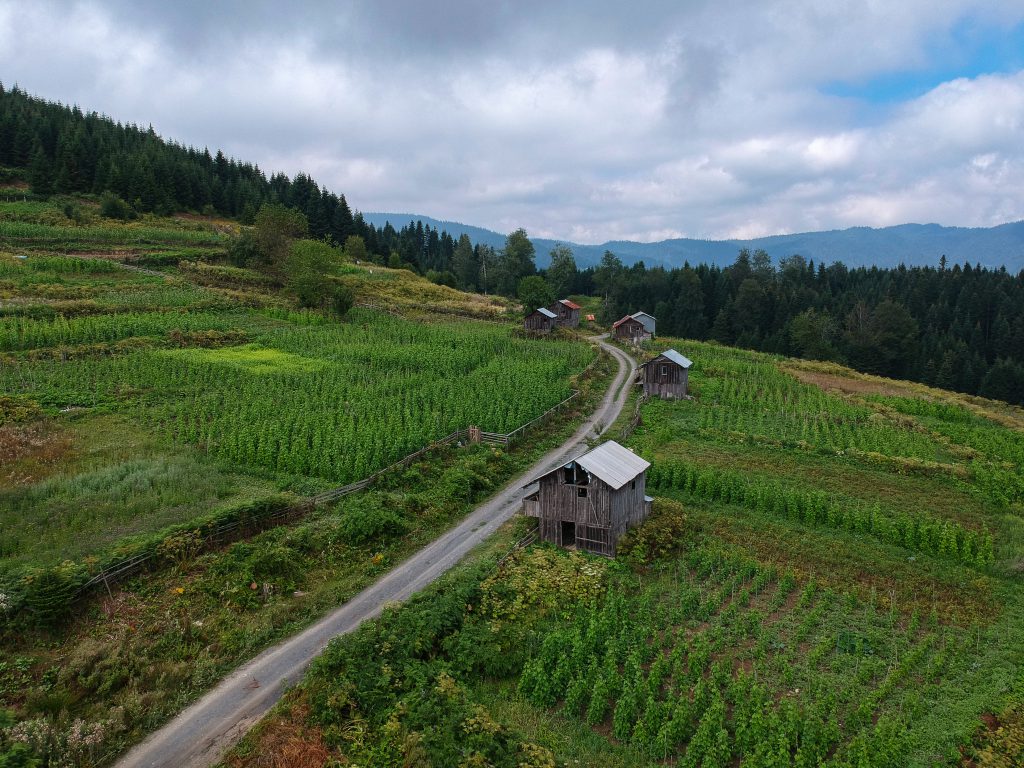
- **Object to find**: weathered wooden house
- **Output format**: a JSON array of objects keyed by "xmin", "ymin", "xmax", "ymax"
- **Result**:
[
  {"xmin": 524, "ymin": 306, "xmax": 558, "ymax": 333},
  {"xmin": 549, "ymin": 299, "xmax": 582, "ymax": 327},
  {"xmin": 612, "ymin": 314, "xmax": 648, "ymax": 342},
  {"xmin": 638, "ymin": 349, "xmax": 693, "ymax": 399},
  {"xmin": 631, "ymin": 311, "xmax": 656, "ymax": 338},
  {"xmin": 522, "ymin": 440, "xmax": 652, "ymax": 556}
]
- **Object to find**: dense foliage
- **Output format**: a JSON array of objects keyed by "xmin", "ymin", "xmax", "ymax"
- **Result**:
[
  {"xmin": 569, "ymin": 249, "xmax": 1024, "ymax": 403},
  {"xmin": 236, "ymin": 337, "xmax": 1024, "ymax": 767}
]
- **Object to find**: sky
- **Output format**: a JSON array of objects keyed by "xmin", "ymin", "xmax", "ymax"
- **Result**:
[{"xmin": 3, "ymin": 1, "xmax": 1024, "ymax": 244}]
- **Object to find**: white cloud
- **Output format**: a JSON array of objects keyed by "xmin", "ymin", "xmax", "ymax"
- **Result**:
[{"xmin": 2, "ymin": 0, "xmax": 1024, "ymax": 244}]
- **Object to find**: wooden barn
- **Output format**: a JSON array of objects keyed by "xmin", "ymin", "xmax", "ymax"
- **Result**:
[
  {"xmin": 631, "ymin": 311, "xmax": 656, "ymax": 338},
  {"xmin": 521, "ymin": 440, "xmax": 652, "ymax": 556},
  {"xmin": 612, "ymin": 314, "xmax": 648, "ymax": 342},
  {"xmin": 524, "ymin": 306, "xmax": 558, "ymax": 333},
  {"xmin": 638, "ymin": 349, "xmax": 693, "ymax": 399},
  {"xmin": 549, "ymin": 298, "xmax": 582, "ymax": 327}
]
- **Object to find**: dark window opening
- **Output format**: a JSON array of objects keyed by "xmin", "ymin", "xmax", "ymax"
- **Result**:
[
  {"xmin": 660, "ymin": 364, "xmax": 668, "ymax": 376},
  {"xmin": 577, "ymin": 487, "xmax": 588, "ymax": 498},
  {"xmin": 563, "ymin": 466, "xmax": 574, "ymax": 484},
  {"xmin": 631, "ymin": 479, "xmax": 636, "ymax": 490}
]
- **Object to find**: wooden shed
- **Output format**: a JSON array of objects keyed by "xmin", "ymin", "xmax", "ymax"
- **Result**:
[
  {"xmin": 524, "ymin": 306, "xmax": 558, "ymax": 333},
  {"xmin": 612, "ymin": 314, "xmax": 648, "ymax": 342},
  {"xmin": 631, "ymin": 311, "xmax": 656, "ymax": 338},
  {"xmin": 549, "ymin": 299, "xmax": 582, "ymax": 327},
  {"xmin": 638, "ymin": 349, "xmax": 693, "ymax": 399},
  {"xmin": 522, "ymin": 440, "xmax": 652, "ymax": 557}
]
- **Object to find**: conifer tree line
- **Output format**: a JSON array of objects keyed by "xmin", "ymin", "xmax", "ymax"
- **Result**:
[
  {"xmin": 570, "ymin": 249, "xmax": 1024, "ymax": 404},
  {"xmin": 0, "ymin": 84, "xmax": 462, "ymax": 271},
  {"xmin": 3, "ymin": 85, "xmax": 1022, "ymax": 403}
]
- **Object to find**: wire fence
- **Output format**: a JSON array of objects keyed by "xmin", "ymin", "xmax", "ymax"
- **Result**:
[
  {"xmin": 47, "ymin": 387, "xmax": 585, "ymax": 611},
  {"xmin": 621, "ymin": 388, "xmax": 650, "ymax": 440},
  {"xmin": 5, "ymin": 301, "xmax": 607, "ymax": 620}
]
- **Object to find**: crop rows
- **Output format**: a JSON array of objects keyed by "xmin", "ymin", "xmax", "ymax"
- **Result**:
[
  {"xmin": 517, "ymin": 546, "xmax": 940, "ymax": 767},
  {"xmin": 1, "ymin": 310, "xmax": 594, "ymax": 483},
  {"xmin": 0, "ymin": 219, "xmax": 225, "ymax": 246},
  {"xmin": 647, "ymin": 459, "xmax": 993, "ymax": 568},
  {"xmin": 667, "ymin": 361, "xmax": 956, "ymax": 463},
  {"xmin": 0, "ymin": 310, "xmax": 241, "ymax": 351}
]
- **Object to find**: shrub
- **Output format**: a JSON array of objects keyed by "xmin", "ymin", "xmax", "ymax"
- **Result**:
[
  {"xmin": 338, "ymin": 494, "xmax": 410, "ymax": 545},
  {"xmin": 98, "ymin": 192, "xmax": 135, "ymax": 221}
]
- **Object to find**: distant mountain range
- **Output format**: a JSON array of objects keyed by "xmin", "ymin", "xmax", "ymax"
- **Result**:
[{"xmin": 363, "ymin": 213, "xmax": 1024, "ymax": 272}]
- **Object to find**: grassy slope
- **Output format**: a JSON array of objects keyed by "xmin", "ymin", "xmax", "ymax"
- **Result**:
[
  {"xmin": 222, "ymin": 337, "xmax": 1024, "ymax": 768},
  {"xmin": 0, "ymin": 195, "xmax": 593, "ymax": 575},
  {"xmin": 0, "ymin": 193, "xmax": 608, "ymax": 765}
]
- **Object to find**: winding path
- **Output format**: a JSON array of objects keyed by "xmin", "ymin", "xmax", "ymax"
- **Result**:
[{"xmin": 116, "ymin": 336, "xmax": 637, "ymax": 768}]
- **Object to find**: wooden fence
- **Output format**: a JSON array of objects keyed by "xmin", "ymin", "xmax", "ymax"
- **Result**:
[
  {"xmin": 6, "ymin": 305, "xmax": 609, "ymax": 618},
  {"xmin": 621, "ymin": 388, "xmax": 650, "ymax": 440},
  {"xmin": 50, "ymin": 388, "xmax": 585, "ymax": 610}
]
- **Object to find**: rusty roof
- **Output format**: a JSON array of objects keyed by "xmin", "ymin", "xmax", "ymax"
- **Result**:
[
  {"xmin": 559, "ymin": 299, "xmax": 582, "ymax": 310},
  {"xmin": 612, "ymin": 314, "xmax": 641, "ymax": 329}
]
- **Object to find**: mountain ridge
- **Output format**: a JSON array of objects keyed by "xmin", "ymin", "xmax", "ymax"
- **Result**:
[{"xmin": 363, "ymin": 213, "xmax": 1024, "ymax": 271}]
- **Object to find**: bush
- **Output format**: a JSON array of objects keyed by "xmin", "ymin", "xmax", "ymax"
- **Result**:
[
  {"xmin": 22, "ymin": 566, "xmax": 80, "ymax": 628},
  {"xmin": 227, "ymin": 230, "xmax": 262, "ymax": 268},
  {"xmin": 98, "ymin": 192, "xmax": 135, "ymax": 221},
  {"xmin": 338, "ymin": 494, "xmax": 410, "ymax": 545}
]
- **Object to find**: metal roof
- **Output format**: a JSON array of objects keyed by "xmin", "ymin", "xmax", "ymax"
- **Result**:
[
  {"xmin": 559, "ymin": 299, "xmax": 582, "ymax": 310},
  {"xmin": 522, "ymin": 440, "xmax": 650, "ymax": 490},
  {"xmin": 631, "ymin": 311, "xmax": 655, "ymax": 322},
  {"xmin": 640, "ymin": 349, "xmax": 692, "ymax": 369},
  {"xmin": 533, "ymin": 307, "xmax": 557, "ymax": 319},
  {"xmin": 575, "ymin": 441, "xmax": 651, "ymax": 489},
  {"xmin": 612, "ymin": 314, "xmax": 641, "ymax": 329}
]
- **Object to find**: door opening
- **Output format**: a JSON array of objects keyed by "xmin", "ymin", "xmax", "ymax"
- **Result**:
[{"xmin": 561, "ymin": 521, "xmax": 576, "ymax": 547}]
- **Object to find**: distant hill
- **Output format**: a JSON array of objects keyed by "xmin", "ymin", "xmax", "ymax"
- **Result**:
[{"xmin": 363, "ymin": 213, "xmax": 1024, "ymax": 271}]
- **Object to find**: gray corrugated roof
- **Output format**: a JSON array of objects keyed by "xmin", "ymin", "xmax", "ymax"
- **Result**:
[
  {"xmin": 640, "ymin": 349, "xmax": 692, "ymax": 369},
  {"xmin": 522, "ymin": 440, "xmax": 650, "ymax": 490},
  {"xmin": 534, "ymin": 307, "xmax": 557, "ymax": 319},
  {"xmin": 575, "ymin": 440, "xmax": 650, "ymax": 490}
]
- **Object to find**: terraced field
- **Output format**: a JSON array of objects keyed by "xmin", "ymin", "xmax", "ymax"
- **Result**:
[{"xmin": 222, "ymin": 338, "xmax": 1024, "ymax": 768}]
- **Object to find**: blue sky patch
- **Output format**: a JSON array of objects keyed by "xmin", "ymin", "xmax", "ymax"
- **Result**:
[{"xmin": 822, "ymin": 18, "xmax": 1024, "ymax": 103}]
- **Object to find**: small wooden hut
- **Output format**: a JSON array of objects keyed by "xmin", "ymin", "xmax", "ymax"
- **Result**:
[
  {"xmin": 638, "ymin": 349, "xmax": 692, "ymax": 399},
  {"xmin": 612, "ymin": 314, "xmax": 647, "ymax": 342},
  {"xmin": 521, "ymin": 440, "xmax": 652, "ymax": 556},
  {"xmin": 549, "ymin": 299, "xmax": 582, "ymax": 327},
  {"xmin": 524, "ymin": 306, "xmax": 558, "ymax": 333}
]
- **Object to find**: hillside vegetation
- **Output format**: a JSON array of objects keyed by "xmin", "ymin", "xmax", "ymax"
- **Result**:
[
  {"xmin": 223, "ymin": 338, "xmax": 1024, "ymax": 768},
  {"xmin": 0, "ymin": 191, "xmax": 609, "ymax": 765}
]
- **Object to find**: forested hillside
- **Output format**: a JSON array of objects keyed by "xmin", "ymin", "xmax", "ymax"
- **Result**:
[
  {"xmin": 0, "ymin": 85, "xmax": 470, "ymax": 273},
  {"xmin": 558, "ymin": 250, "xmax": 1024, "ymax": 405},
  {"xmin": 3, "ymin": 84, "xmax": 1023, "ymax": 405}
]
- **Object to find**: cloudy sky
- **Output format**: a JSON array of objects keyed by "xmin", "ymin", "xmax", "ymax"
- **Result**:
[{"xmin": 3, "ymin": 1, "xmax": 1024, "ymax": 243}]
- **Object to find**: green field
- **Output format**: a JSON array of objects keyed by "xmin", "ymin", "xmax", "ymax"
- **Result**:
[
  {"xmin": 0, "ymin": 198, "xmax": 610, "ymax": 767},
  {"xmin": 225, "ymin": 338, "xmax": 1024, "ymax": 767},
  {"xmin": 0, "ymin": 244, "xmax": 593, "ymax": 579}
]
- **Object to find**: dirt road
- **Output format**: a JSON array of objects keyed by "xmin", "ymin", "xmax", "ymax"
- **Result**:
[{"xmin": 116, "ymin": 336, "xmax": 637, "ymax": 768}]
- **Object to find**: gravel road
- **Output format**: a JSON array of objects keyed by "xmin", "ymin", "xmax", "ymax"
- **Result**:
[{"xmin": 115, "ymin": 336, "xmax": 637, "ymax": 768}]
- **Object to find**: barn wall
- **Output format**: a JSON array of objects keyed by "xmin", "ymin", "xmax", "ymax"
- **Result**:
[
  {"xmin": 608, "ymin": 473, "xmax": 649, "ymax": 554},
  {"xmin": 535, "ymin": 468, "xmax": 613, "ymax": 555},
  {"xmin": 533, "ymin": 464, "xmax": 650, "ymax": 556},
  {"xmin": 614, "ymin": 320, "xmax": 645, "ymax": 341},
  {"xmin": 642, "ymin": 359, "xmax": 688, "ymax": 399},
  {"xmin": 524, "ymin": 313, "xmax": 553, "ymax": 332}
]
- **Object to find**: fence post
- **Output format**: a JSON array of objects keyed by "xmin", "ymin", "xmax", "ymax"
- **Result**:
[{"xmin": 468, "ymin": 425, "xmax": 482, "ymax": 444}]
